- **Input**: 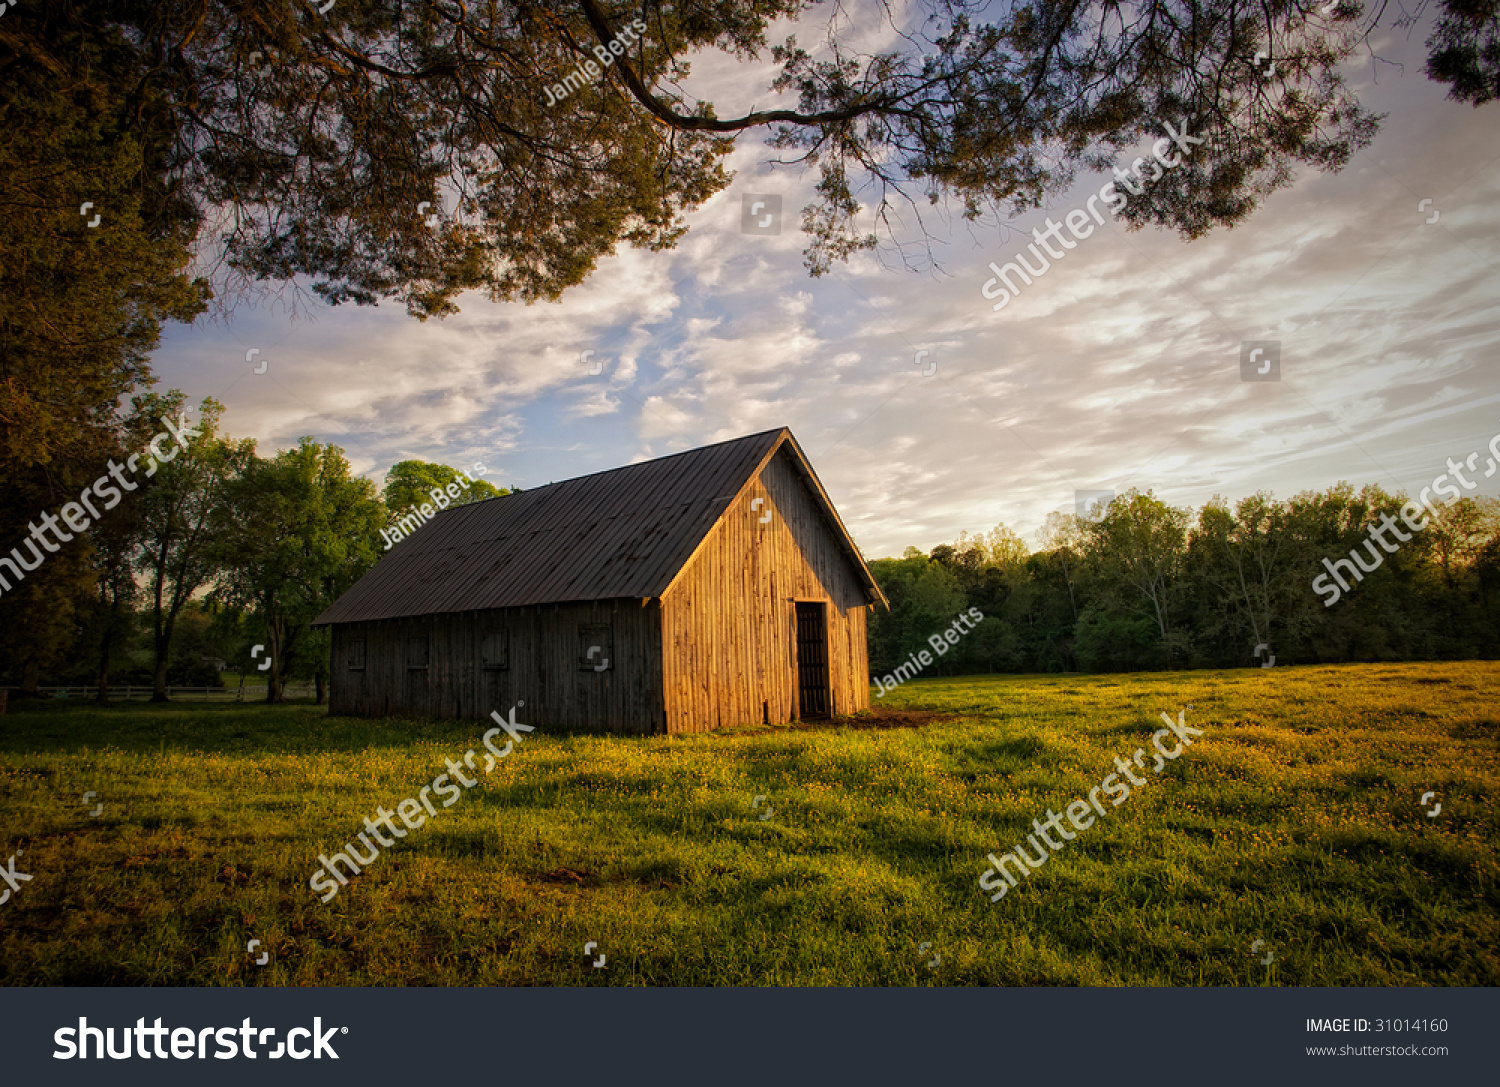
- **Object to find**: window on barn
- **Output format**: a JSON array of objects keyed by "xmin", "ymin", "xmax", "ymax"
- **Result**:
[
  {"xmin": 481, "ymin": 630, "xmax": 509, "ymax": 671},
  {"xmin": 346, "ymin": 638, "xmax": 366, "ymax": 671},
  {"xmin": 578, "ymin": 623, "xmax": 612, "ymax": 671},
  {"xmin": 406, "ymin": 634, "xmax": 429, "ymax": 670}
]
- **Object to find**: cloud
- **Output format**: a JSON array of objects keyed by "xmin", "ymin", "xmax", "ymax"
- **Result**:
[{"xmin": 147, "ymin": 6, "xmax": 1500, "ymax": 560}]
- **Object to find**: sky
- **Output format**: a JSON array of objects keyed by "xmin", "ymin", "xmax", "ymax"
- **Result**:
[{"xmin": 151, "ymin": 3, "xmax": 1500, "ymax": 561}]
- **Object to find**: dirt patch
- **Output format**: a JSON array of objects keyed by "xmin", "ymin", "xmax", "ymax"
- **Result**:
[
  {"xmin": 213, "ymin": 861, "xmax": 251, "ymax": 885},
  {"xmin": 781, "ymin": 707, "xmax": 964, "ymax": 732},
  {"xmin": 538, "ymin": 866, "xmax": 592, "ymax": 886}
]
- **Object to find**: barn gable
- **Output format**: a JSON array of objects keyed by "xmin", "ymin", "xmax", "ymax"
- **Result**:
[{"xmin": 658, "ymin": 441, "xmax": 877, "ymax": 731}]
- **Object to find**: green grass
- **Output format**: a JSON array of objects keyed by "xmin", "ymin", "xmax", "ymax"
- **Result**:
[{"xmin": 1, "ymin": 662, "xmax": 1496, "ymax": 986}]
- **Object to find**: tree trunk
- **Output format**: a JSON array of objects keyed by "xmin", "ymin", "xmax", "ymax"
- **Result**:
[
  {"xmin": 96, "ymin": 625, "xmax": 113, "ymax": 704},
  {"xmin": 265, "ymin": 616, "xmax": 290, "ymax": 703},
  {"xmin": 21, "ymin": 657, "xmax": 40, "ymax": 695},
  {"xmin": 315, "ymin": 670, "xmax": 328, "ymax": 705},
  {"xmin": 152, "ymin": 653, "xmax": 171, "ymax": 701},
  {"xmin": 266, "ymin": 644, "xmax": 284, "ymax": 703}
]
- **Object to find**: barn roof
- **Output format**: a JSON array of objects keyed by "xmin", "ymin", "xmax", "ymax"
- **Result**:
[{"xmin": 314, "ymin": 427, "xmax": 886, "ymax": 625}]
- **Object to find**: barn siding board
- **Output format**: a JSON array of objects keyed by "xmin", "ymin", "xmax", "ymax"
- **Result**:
[
  {"xmin": 658, "ymin": 446, "xmax": 872, "ymax": 733},
  {"xmin": 329, "ymin": 600, "xmax": 664, "ymax": 732}
]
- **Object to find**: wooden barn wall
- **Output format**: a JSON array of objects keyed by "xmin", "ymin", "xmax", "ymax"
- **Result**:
[
  {"xmin": 659, "ymin": 447, "xmax": 871, "ymax": 733},
  {"xmin": 328, "ymin": 599, "xmax": 664, "ymax": 733}
]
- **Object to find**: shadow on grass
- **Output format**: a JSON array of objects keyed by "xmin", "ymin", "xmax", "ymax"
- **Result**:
[
  {"xmin": 0, "ymin": 701, "xmax": 520, "ymax": 757},
  {"xmin": 0, "ymin": 701, "xmax": 971, "ymax": 758}
]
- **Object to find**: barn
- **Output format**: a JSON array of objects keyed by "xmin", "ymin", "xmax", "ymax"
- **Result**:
[{"xmin": 313, "ymin": 427, "xmax": 888, "ymax": 733}]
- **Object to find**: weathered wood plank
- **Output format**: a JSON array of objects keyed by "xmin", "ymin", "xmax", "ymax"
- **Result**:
[
  {"xmin": 658, "ymin": 446, "xmax": 873, "ymax": 732},
  {"xmin": 329, "ymin": 600, "xmax": 665, "ymax": 732}
]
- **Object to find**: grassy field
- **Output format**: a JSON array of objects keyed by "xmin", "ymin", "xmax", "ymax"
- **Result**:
[{"xmin": 0, "ymin": 662, "xmax": 1496, "ymax": 986}]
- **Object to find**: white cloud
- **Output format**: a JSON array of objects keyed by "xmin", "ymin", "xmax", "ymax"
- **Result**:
[{"xmin": 148, "ymin": 5, "xmax": 1500, "ymax": 560}]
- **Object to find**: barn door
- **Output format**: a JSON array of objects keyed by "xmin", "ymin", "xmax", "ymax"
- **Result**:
[{"xmin": 794, "ymin": 602, "xmax": 830, "ymax": 719}]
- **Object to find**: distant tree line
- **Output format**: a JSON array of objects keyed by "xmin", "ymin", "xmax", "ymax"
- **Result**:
[
  {"xmin": 0, "ymin": 390, "xmax": 504, "ymax": 703},
  {"xmin": 868, "ymin": 487, "xmax": 1500, "ymax": 677}
]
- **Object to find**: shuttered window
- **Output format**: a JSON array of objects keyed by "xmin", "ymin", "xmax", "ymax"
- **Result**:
[{"xmin": 482, "ymin": 630, "xmax": 509, "ymax": 671}]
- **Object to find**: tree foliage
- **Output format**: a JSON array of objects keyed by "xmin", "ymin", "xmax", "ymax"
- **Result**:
[
  {"xmin": 0, "ymin": 16, "xmax": 208, "ymax": 686},
  {"xmin": 0, "ymin": 394, "xmax": 440, "ymax": 702},
  {"xmin": 131, "ymin": 393, "xmax": 248, "ymax": 700},
  {"xmin": 868, "ymin": 486, "xmax": 1500, "ymax": 678},
  {"xmin": 1427, "ymin": 0, "xmax": 1500, "ymax": 104},
  {"xmin": 213, "ymin": 439, "xmax": 386, "ymax": 703},
  {"xmin": 381, "ymin": 459, "xmax": 506, "ymax": 517},
  {"xmin": 2, "ymin": 1, "xmax": 1491, "ymax": 320}
]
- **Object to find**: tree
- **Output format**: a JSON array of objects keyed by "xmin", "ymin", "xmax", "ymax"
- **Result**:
[
  {"xmin": 214, "ymin": 439, "xmax": 384, "ymax": 703},
  {"xmin": 4, "ymin": 2, "xmax": 1490, "ymax": 320},
  {"xmin": 203, "ymin": 598, "xmax": 257, "ymax": 701},
  {"xmin": 1085, "ymin": 490, "xmax": 1192, "ymax": 664},
  {"xmin": 1427, "ymin": 0, "xmax": 1500, "ymax": 104},
  {"xmin": 868, "ymin": 548, "xmax": 969, "ymax": 675},
  {"xmin": 1424, "ymin": 495, "xmax": 1500, "ymax": 592},
  {"xmin": 1189, "ymin": 492, "xmax": 1319, "ymax": 665},
  {"xmin": 381, "ymin": 460, "xmax": 506, "ymax": 518},
  {"xmin": 132, "ymin": 394, "xmax": 245, "ymax": 701},
  {"xmin": 0, "ymin": 7, "xmax": 208, "ymax": 467},
  {"xmin": 956, "ymin": 525, "xmax": 1029, "ymax": 570},
  {"xmin": 0, "ymin": 530, "xmax": 96, "ymax": 694},
  {"xmin": 1021, "ymin": 545, "xmax": 1084, "ymax": 671},
  {"xmin": 0, "ymin": 11, "xmax": 207, "ymax": 689},
  {"xmin": 85, "ymin": 500, "xmax": 144, "ymax": 702},
  {"xmin": 1073, "ymin": 604, "xmax": 1163, "ymax": 672},
  {"xmin": 867, "ymin": 475, "xmax": 1500, "ymax": 677},
  {"xmin": 1035, "ymin": 510, "xmax": 1087, "ymax": 621},
  {"xmin": 1417, "ymin": 495, "xmax": 1500, "ymax": 654}
]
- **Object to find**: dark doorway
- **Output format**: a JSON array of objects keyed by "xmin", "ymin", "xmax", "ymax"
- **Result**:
[{"xmin": 795, "ymin": 602, "xmax": 830, "ymax": 719}]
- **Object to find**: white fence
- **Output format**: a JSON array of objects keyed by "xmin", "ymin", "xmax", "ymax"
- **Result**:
[{"xmin": 30, "ymin": 685, "xmax": 318, "ymax": 702}]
